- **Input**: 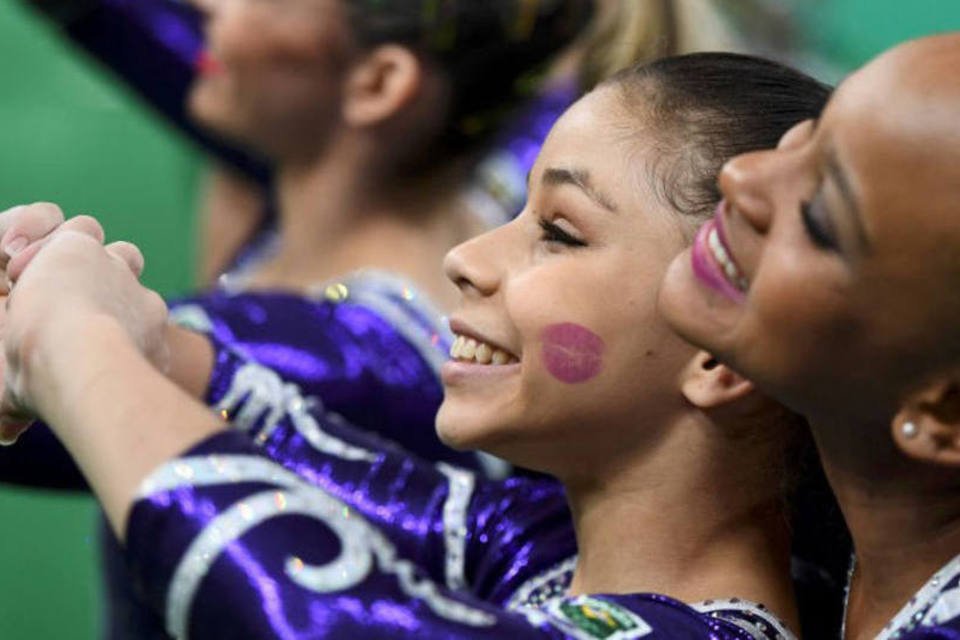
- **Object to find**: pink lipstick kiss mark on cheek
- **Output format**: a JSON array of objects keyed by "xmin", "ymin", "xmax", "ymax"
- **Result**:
[{"xmin": 541, "ymin": 323, "xmax": 605, "ymax": 384}]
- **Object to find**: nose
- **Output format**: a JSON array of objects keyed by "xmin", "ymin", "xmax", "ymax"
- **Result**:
[
  {"xmin": 443, "ymin": 224, "xmax": 514, "ymax": 299},
  {"xmin": 718, "ymin": 150, "xmax": 777, "ymax": 235},
  {"xmin": 719, "ymin": 119, "xmax": 815, "ymax": 235}
]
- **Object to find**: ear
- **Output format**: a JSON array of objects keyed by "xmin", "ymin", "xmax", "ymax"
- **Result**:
[
  {"xmin": 342, "ymin": 45, "xmax": 423, "ymax": 127},
  {"xmin": 680, "ymin": 351, "xmax": 755, "ymax": 410},
  {"xmin": 891, "ymin": 380, "xmax": 960, "ymax": 467}
]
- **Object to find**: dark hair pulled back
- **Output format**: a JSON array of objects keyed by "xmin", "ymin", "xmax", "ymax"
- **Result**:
[
  {"xmin": 343, "ymin": 0, "xmax": 594, "ymax": 157},
  {"xmin": 605, "ymin": 53, "xmax": 841, "ymax": 639},
  {"xmin": 605, "ymin": 52, "xmax": 831, "ymax": 226}
]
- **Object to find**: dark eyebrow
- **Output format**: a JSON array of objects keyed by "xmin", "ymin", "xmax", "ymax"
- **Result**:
[
  {"xmin": 824, "ymin": 146, "xmax": 870, "ymax": 251},
  {"xmin": 541, "ymin": 167, "xmax": 618, "ymax": 213}
]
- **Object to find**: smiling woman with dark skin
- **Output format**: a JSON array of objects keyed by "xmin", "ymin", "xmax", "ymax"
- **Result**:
[{"xmin": 659, "ymin": 33, "xmax": 960, "ymax": 639}]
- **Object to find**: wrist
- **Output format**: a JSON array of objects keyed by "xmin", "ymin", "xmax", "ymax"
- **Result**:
[{"xmin": 16, "ymin": 313, "xmax": 138, "ymax": 419}]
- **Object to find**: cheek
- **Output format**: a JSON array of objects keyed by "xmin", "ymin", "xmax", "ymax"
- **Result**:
[
  {"xmin": 743, "ymin": 262, "xmax": 855, "ymax": 378},
  {"xmin": 540, "ymin": 323, "xmax": 606, "ymax": 384}
]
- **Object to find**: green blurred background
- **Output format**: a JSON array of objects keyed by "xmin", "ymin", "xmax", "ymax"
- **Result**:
[{"xmin": 0, "ymin": 0, "xmax": 958, "ymax": 637}]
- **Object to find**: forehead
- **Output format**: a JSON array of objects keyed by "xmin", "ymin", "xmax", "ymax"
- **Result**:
[
  {"xmin": 542, "ymin": 89, "xmax": 629, "ymax": 155},
  {"xmin": 820, "ymin": 49, "xmax": 960, "ymax": 248},
  {"xmin": 536, "ymin": 88, "xmax": 659, "ymax": 199}
]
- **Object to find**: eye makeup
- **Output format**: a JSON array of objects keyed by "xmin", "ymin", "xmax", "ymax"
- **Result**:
[
  {"xmin": 539, "ymin": 218, "xmax": 587, "ymax": 248},
  {"xmin": 800, "ymin": 196, "xmax": 839, "ymax": 250}
]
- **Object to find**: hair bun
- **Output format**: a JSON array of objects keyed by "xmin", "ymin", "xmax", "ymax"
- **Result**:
[{"xmin": 346, "ymin": 0, "xmax": 593, "ymax": 156}]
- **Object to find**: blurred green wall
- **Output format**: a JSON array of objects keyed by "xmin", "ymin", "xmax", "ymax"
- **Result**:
[
  {"xmin": 0, "ymin": 1, "xmax": 958, "ymax": 638},
  {"xmin": 0, "ymin": 3, "xmax": 199, "ymax": 639},
  {"xmin": 797, "ymin": 0, "xmax": 960, "ymax": 68}
]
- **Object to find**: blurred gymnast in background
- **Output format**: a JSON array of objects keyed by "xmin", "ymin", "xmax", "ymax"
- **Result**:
[
  {"xmin": 24, "ymin": 0, "xmax": 744, "ymax": 279},
  {"xmin": 2, "ymin": 1, "xmax": 591, "ymax": 638},
  {"xmin": 4, "ymin": 0, "xmax": 593, "ymax": 484}
]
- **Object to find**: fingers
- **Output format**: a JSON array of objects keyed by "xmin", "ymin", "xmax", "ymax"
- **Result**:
[
  {"xmin": 0, "ymin": 203, "xmax": 65, "ymax": 263},
  {"xmin": 6, "ymin": 215, "xmax": 107, "ymax": 285},
  {"xmin": 105, "ymin": 241, "xmax": 146, "ymax": 278},
  {"xmin": 61, "ymin": 215, "xmax": 106, "ymax": 244}
]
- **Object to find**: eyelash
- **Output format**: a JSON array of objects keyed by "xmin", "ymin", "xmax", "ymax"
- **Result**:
[
  {"xmin": 800, "ymin": 201, "xmax": 837, "ymax": 250},
  {"xmin": 539, "ymin": 218, "xmax": 587, "ymax": 248}
]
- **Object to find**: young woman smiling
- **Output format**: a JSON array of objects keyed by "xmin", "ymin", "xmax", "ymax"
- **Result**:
[
  {"xmin": 0, "ymin": 53, "xmax": 827, "ymax": 638},
  {"xmin": 1, "ymin": 3, "xmax": 591, "ymax": 638},
  {"xmin": 659, "ymin": 33, "xmax": 960, "ymax": 639}
]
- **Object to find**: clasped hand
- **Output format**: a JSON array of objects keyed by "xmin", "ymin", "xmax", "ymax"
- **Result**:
[{"xmin": 0, "ymin": 203, "xmax": 168, "ymax": 443}]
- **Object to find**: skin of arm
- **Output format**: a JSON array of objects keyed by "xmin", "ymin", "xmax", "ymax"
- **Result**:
[
  {"xmin": 0, "ymin": 227, "xmax": 222, "ymax": 536},
  {"xmin": 162, "ymin": 322, "xmax": 215, "ymax": 401},
  {"xmin": 27, "ymin": 315, "xmax": 223, "ymax": 537}
]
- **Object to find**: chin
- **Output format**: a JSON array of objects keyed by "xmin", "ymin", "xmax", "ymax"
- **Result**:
[
  {"xmin": 658, "ymin": 252, "xmax": 718, "ymax": 351},
  {"xmin": 187, "ymin": 84, "xmax": 246, "ymax": 144},
  {"xmin": 435, "ymin": 406, "xmax": 486, "ymax": 452},
  {"xmin": 658, "ymin": 256, "xmax": 697, "ymax": 333},
  {"xmin": 435, "ymin": 403, "xmax": 523, "ymax": 459}
]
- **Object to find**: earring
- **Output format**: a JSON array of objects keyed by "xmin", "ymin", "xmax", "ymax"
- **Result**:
[{"xmin": 902, "ymin": 421, "xmax": 919, "ymax": 439}]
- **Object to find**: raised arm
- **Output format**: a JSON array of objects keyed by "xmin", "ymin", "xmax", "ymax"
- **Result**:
[
  {"xmin": 0, "ymin": 225, "xmax": 778, "ymax": 640},
  {"xmin": 0, "ymin": 200, "xmax": 482, "ymax": 491}
]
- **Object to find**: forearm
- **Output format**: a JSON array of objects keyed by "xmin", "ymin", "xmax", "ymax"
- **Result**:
[
  {"xmin": 0, "ymin": 324, "xmax": 209, "ymax": 492},
  {"xmin": 163, "ymin": 322, "xmax": 214, "ymax": 400},
  {"xmin": 28, "ymin": 316, "xmax": 223, "ymax": 537}
]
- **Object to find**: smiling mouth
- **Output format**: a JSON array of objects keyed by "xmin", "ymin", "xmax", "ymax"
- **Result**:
[
  {"xmin": 706, "ymin": 223, "xmax": 749, "ymax": 292},
  {"xmin": 449, "ymin": 334, "xmax": 519, "ymax": 366}
]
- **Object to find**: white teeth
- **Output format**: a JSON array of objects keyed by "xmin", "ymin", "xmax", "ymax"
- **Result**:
[
  {"xmin": 475, "ymin": 343, "xmax": 492, "ymax": 364},
  {"xmin": 449, "ymin": 334, "xmax": 516, "ymax": 366},
  {"xmin": 449, "ymin": 336, "xmax": 463, "ymax": 359},
  {"xmin": 707, "ymin": 228, "xmax": 748, "ymax": 291}
]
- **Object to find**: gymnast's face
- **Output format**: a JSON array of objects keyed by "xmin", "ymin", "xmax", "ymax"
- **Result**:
[
  {"xmin": 437, "ymin": 88, "xmax": 696, "ymax": 475},
  {"xmin": 187, "ymin": 0, "xmax": 351, "ymax": 160},
  {"xmin": 659, "ymin": 35, "xmax": 960, "ymax": 426}
]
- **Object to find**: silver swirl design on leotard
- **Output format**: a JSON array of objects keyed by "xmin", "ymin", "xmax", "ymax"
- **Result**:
[
  {"xmin": 437, "ymin": 463, "xmax": 476, "ymax": 591},
  {"xmin": 138, "ymin": 454, "xmax": 497, "ymax": 639},
  {"xmin": 216, "ymin": 361, "xmax": 377, "ymax": 460}
]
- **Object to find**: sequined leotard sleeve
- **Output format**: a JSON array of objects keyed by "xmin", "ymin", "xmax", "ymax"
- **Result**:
[
  {"xmin": 169, "ymin": 270, "xmax": 492, "ymax": 473},
  {"xmin": 124, "ymin": 345, "xmax": 796, "ymax": 640},
  {"xmin": 0, "ymin": 270, "xmax": 488, "ymax": 492}
]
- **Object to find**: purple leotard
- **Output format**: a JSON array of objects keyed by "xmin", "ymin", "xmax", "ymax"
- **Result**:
[
  {"xmin": 124, "ymin": 342, "xmax": 796, "ymax": 639},
  {"xmin": 846, "ymin": 554, "xmax": 960, "ymax": 639}
]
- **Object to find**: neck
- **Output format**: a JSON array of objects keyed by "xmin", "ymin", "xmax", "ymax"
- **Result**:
[
  {"xmin": 561, "ymin": 412, "xmax": 798, "ymax": 630},
  {"xmin": 812, "ymin": 417, "xmax": 960, "ymax": 639},
  {"xmin": 249, "ymin": 143, "xmax": 484, "ymax": 309}
]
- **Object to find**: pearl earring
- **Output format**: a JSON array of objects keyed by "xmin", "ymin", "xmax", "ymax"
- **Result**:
[{"xmin": 902, "ymin": 421, "xmax": 919, "ymax": 439}]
